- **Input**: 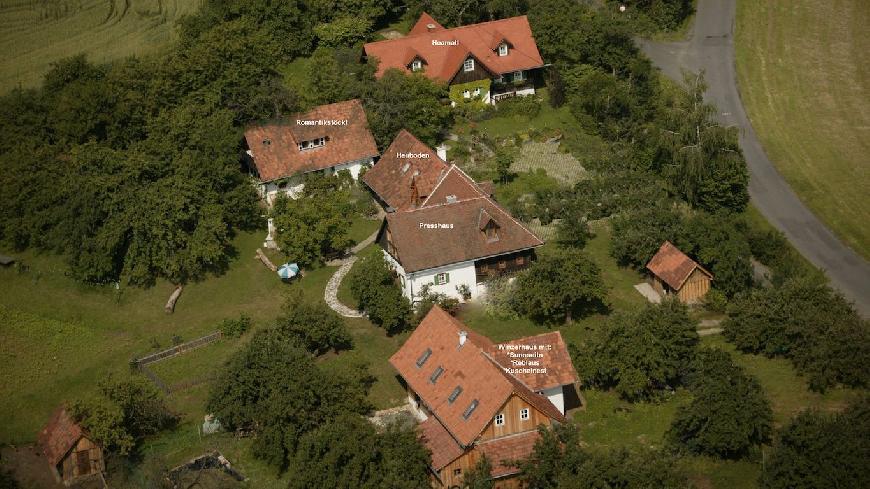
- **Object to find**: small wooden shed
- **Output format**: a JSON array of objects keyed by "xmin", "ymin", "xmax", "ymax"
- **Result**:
[
  {"xmin": 646, "ymin": 241, "xmax": 713, "ymax": 304},
  {"xmin": 38, "ymin": 407, "xmax": 105, "ymax": 486}
]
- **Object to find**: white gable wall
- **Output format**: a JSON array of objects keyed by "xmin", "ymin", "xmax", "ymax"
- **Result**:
[{"xmin": 540, "ymin": 385, "xmax": 565, "ymax": 415}]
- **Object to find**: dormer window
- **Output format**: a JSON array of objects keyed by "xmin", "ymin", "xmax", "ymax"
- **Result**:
[
  {"xmin": 463, "ymin": 58, "xmax": 474, "ymax": 72},
  {"xmin": 262, "ymin": 138, "xmax": 271, "ymax": 146},
  {"xmin": 411, "ymin": 59, "xmax": 422, "ymax": 72},
  {"xmin": 498, "ymin": 43, "xmax": 509, "ymax": 56},
  {"xmin": 298, "ymin": 137, "xmax": 325, "ymax": 151},
  {"xmin": 484, "ymin": 222, "xmax": 499, "ymax": 242}
]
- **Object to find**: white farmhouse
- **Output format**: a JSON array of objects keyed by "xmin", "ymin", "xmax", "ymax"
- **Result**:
[
  {"xmin": 242, "ymin": 99, "xmax": 379, "ymax": 205},
  {"xmin": 369, "ymin": 151, "xmax": 543, "ymax": 303}
]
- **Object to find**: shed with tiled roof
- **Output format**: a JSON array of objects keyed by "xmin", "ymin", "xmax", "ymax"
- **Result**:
[
  {"xmin": 38, "ymin": 407, "xmax": 104, "ymax": 486},
  {"xmin": 646, "ymin": 241, "xmax": 713, "ymax": 304}
]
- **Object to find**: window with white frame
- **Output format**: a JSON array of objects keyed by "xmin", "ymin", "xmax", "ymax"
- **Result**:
[
  {"xmin": 411, "ymin": 59, "xmax": 422, "ymax": 71},
  {"xmin": 513, "ymin": 70, "xmax": 524, "ymax": 82},
  {"xmin": 463, "ymin": 90, "xmax": 471, "ymax": 99},
  {"xmin": 463, "ymin": 58, "xmax": 474, "ymax": 72},
  {"xmin": 498, "ymin": 43, "xmax": 509, "ymax": 56},
  {"xmin": 494, "ymin": 413, "xmax": 505, "ymax": 426},
  {"xmin": 520, "ymin": 408, "xmax": 530, "ymax": 421},
  {"xmin": 434, "ymin": 272, "xmax": 450, "ymax": 285},
  {"xmin": 495, "ymin": 74, "xmax": 504, "ymax": 83}
]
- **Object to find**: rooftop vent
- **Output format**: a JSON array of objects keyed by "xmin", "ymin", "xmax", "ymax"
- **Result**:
[
  {"xmin": 262, "ymin": 138, "xmax": 271, "ymax": 146},
  {"xmin": 427, "ymin": 23, "xmax": 436, "ymax": 30},
  {"xmin": 446, "ymin": 194, "xmax": 458, "ymax": 204}
]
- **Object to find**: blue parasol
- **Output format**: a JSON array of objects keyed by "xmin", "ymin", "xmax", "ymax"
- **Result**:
[{"xmin": 277, "ymin": 263, "xmax": 300, "ymax": 280}]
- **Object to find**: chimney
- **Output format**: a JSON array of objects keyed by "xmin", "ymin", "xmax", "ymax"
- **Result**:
[
  {"xmin": 427, "ymin": 23, "xmax": 436, "ymax": 31},
  {"xmin": 459, "ymin": 330, "xmax": 467, "ymax": 347},
  {"xmin": 436, "ymin": 143, "xmax": 448, "ymax": 161}
]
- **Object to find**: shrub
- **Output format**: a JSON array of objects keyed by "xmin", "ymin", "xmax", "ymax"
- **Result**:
[
  {"xmin": 414, "ymin": 285, "xmax": 460, "ymax": 324},
  {"xmin": 702, "ymin": 288, "xmax": 727, "ymax": 313},
  {"xmin": 219, "ymin": 313, "xmax": 251, "ymax": 338},
  {"xmin": 348, "ymin": 254, "xmax": 413, "ymax": 334}
]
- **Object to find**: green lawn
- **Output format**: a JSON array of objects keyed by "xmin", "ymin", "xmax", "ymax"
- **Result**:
[
  {"xmin": 0, "ymin": 0, "xmax": 201, "ymax": 93},
  {"xmin": 0, "ymin": 230, "xmax": 331, "ymax": 444},
  {"xmin": 701, "ymin": 335, "xmax": 860, "ymax": 426},
  {"xmin": 735, "ymin": 0, "xmax": 870, "ymax": 258}
]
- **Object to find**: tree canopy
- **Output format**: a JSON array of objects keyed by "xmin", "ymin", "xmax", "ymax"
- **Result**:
[
  {"xmin": 276, "ymin": 292, "xmax": 353, "ymax": 355},
  {"xmin": 519, "ymin": 423, "xmax": 691, "ymax": 489},
  {"xmin": 347, "ymin": 253, "xmax": 413, "ymax": 334},
  {"xmin": 70, "ymin": 376, "xmax": 177, "ymax": 455},
  {"xmin": 761, "ymin": 397, "xmax": 870, "ymax": 489},
  {"xmin": 723, "ymin": 278, "xmax": 870, "ymax": 391},
  {"xmin": 667, "ymin": 348, "xmax": 772, "ymax": 458},
  {"xmin": 207, "ymin": 329, "xmax": 372, "ymax": 467},
  {"xmin": 574, "ymin": 299, "xmax": 698, "ymax": 401},
  {"xmin": 271, "ymin": 173, "xmax": 355, "ymax": 267},
  {"xmin": 287, "ymin": 414, "xmax": 431, "ymax": 489},
  {"xmin": 513, "ymin": 248, "xmax": 607, "ymax": 324}
]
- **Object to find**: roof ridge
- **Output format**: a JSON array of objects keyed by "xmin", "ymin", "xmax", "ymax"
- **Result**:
[
  {"xmin": 365, "ymin": 15, "xmax": 532, "ymax": 45},
  {"xmin": 419, "ymin": 164, "xmax": 459, "ymax": 207}
]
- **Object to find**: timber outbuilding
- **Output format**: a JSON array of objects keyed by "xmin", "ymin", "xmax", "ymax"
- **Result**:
[
  {"xmin": 38, "ymin": 407, "xmax": 105, "ymax": 486},
  {"xmin": 646, "ymin": 241, "xmax": 713, "ymax": 304}
]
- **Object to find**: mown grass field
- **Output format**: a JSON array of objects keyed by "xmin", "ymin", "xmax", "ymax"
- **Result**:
[
  {"xmin": 735, "ymin": 0, "xmax": 870, "ymax": 259},
  {"xmin": 0, "ymin": 0, "xmax": 201, "ymax": 93}
]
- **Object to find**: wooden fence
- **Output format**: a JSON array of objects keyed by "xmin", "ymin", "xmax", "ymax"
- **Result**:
[
  {"xmin": 135, "ymin": 331, "xmax": 222, "ymax": 366},
  {"xmin": 133, "ymin": 330, "xmax": 223, "ymax": 394}
]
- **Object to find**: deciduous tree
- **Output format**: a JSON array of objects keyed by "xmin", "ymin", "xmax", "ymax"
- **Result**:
[{"xmin": 513, "ymin": 248, "xmax": 607, "ymax": 324}]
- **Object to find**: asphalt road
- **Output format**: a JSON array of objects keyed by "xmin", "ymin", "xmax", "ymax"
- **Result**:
[{"xmin": 638, "ymin": 0, "xmax": 870, "ymax": 317}]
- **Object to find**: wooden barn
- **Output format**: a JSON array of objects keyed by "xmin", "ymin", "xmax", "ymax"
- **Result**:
[
  {"xmin": 646, "ymin": 241, "xmax": 713, "ymax": 304},
  {"xmin": 38, "ymin": 407, "xmax": 105, "ymax": 486}
]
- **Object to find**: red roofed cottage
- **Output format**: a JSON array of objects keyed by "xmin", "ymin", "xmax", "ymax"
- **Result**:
[
  {"xmin": 392, "ymin": 307, "xmax": 580, "ymax": 488},
  {"xmin": 242, "ymin": 99, "xmax": 379, "ymax": 204},
  {"xmin": 38, "ymin": 407, "xmax": 105, "ymax": 486},
  {"xmin": 363, "ymin": 13, "xmax": 546, "ymax": 104},
  {"xmin": 646, "ymin": 241, "xmax": 713, "ymax": 303}
]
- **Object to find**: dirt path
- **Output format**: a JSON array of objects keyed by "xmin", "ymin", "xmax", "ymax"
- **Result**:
[{"xmin": 324, "ymin": 210, "xmax": 384, "ymax": 318}]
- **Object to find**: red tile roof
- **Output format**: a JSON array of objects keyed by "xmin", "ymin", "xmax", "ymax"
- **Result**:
[
  {"xmin": 420, "ymin": 165, "xmax": 489, "ymax": 208},
  {"xmin": 646, "ymin": 241, "xmax": 713, "ymax": 290},
  {"xmin": 243, "ymin": 99, "xmax": 378, "ymax": 182},
  {"xmin": 485, "ymin": 331, "xmax": 579, "ymax": 392},
  {"xmin": 390, "ymin": 307, "xmax": 566, "ymax": 449},
  {"xmin": 38, "ymin": 407, "xmax": 86, "ymax": 467},
  {"xmin": 474, "ymin": 430, "xmax": 541, "ymax": 478},
  {"xmin": 364, "ymin": 14, "xmax": 545, "ymax": 82},
  {"xmin": 409, "ymin": 12, "xmax": 445, "ymax": 36},
  {"xmin": 362, "ymin": 129, "xmax": 449, "ymax": 211},
  {"xmin": 382, "ymin": 193, "xmax": 543, "ymax": 273},
  {"xmin": 419, "ymin": 416, "xmax": 465, "ymax": 470}
]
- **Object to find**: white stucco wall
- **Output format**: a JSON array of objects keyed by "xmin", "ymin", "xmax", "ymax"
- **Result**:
[
  {"xmin": 541, "ymin": 385, "xmax": 566, "ymax": 415},
  {"xmin": 258, "ymin": 157, "xmax": 373, "ymax": 205},
  {"xmin": 382, "ymin": 251, "xmax": 479, "ymax": 303}
]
